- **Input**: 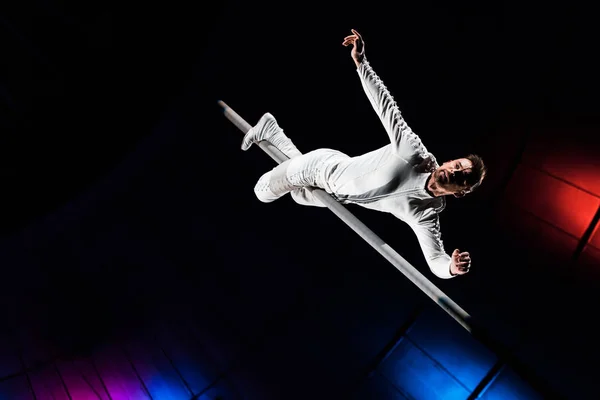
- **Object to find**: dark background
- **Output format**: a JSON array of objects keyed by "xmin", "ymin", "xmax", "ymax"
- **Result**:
[{"xmin": 0, "ymin": 0, "xmax": 599, "ymax": 398}]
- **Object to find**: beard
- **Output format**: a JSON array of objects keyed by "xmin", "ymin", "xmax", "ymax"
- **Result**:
[
  {"xmin": 436, "ymin": 169, "xmax": 448, "ymax": 185},
  {"xmin": 434, "ymin": 169, "xmax": 467, "ymax": 194},
  {"xmin": 433, "ymin": 169, "xmax": 456, "ymax": 192}
]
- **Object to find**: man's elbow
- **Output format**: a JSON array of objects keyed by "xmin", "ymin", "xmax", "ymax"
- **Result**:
[{"xmin": 428, "ymin": 258, "xmax": 455, "ymax": 279}]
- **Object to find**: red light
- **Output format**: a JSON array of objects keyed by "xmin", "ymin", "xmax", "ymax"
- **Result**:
[{"xmin": 504, "ymin": 164, "xmax": 600, "ymax": 238}]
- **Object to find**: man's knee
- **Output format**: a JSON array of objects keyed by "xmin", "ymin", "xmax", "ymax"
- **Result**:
[
  {"xmin": 254, "ymin": 171, "xmax": 277, "ymax": 203},
  {"xmin": 269, "ymin": 159, "xmax": 295, "ymax": 194},
  {"xmin": 253, "ymin": 160, "xmax": 299, "ymax": 203}
]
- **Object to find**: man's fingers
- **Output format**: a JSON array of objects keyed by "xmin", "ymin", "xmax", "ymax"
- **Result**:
[
  {"xmin": 457, "ymin": 265, "xmax": 470, "ymax": 273},
  {"xmin": 455, "ymin": 251, "xmax": 470, "ymax": 261},
  {"xmin": 351, "ymin": 29, "xmax": 362, "ymax": 40},
  {"xmin": 452, "ymin": 249, "xmax": 471, "ymax": 274},
  {"xmin": 343, "ymin": 39, "xmax": 357, "ymax": 48}
]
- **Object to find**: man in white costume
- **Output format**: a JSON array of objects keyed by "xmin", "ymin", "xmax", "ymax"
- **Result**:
[{"xmin": 242, "ymin": 29, "xmax": 487, "ymax": 279}]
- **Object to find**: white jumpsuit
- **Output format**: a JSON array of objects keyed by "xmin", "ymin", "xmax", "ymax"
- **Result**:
[{"xmin": 258, "ymin": 58, "xmax": 455, "ymax": 279}]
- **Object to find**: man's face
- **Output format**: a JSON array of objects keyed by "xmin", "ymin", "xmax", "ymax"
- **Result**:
[{"xmin": 433, "ymin": 158, "xmax": 475, "ymax": 196}]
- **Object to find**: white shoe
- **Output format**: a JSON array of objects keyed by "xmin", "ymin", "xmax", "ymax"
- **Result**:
[{"xmin": 241, "ymin": 113, "xmax": 281, "ymax": 151}]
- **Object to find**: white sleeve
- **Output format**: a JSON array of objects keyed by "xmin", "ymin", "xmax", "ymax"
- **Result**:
[
  {"xmin": 357, "ymin": 58, "xmax": 430, "ymax": 161},
  {"xmin": 408, "ymin": 214, "xmax": 455, "ymax": 279}
]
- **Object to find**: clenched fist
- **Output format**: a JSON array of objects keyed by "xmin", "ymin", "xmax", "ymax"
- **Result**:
[{"xmin": 451, "ymin": 249, "xmax": 471, "ymax": 276}]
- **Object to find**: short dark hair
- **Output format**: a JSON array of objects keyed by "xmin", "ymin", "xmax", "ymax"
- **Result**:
[{"xmin": 465, "ymin": 154, "xmax": 487, "ymax": 192}]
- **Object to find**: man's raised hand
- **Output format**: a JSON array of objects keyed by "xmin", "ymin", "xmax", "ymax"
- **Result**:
[{"xmin": 342, "ymin": 28, "xmax": 365, "ymax": 67}]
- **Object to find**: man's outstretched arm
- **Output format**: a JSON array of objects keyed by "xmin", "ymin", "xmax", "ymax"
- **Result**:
[
  {"xmin": 343, "ymin": 29, "xmax": 427, "ymax": 159},
  {"xmin": 407, "ymin": 214, "xmax": 472, "ymax": 279}
]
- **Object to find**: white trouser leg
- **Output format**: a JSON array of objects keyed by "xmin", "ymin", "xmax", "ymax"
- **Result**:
[
  {"xmin": 290, "ymin": 188, "xmax": 326, "ymax": 207},
  {"xmin": 254, "ymin": 148, "xmax": 349, "ymax": 204},
  {"xmin": 286, "ymin": 149, "xmax": 349, "ymax": 206}
]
